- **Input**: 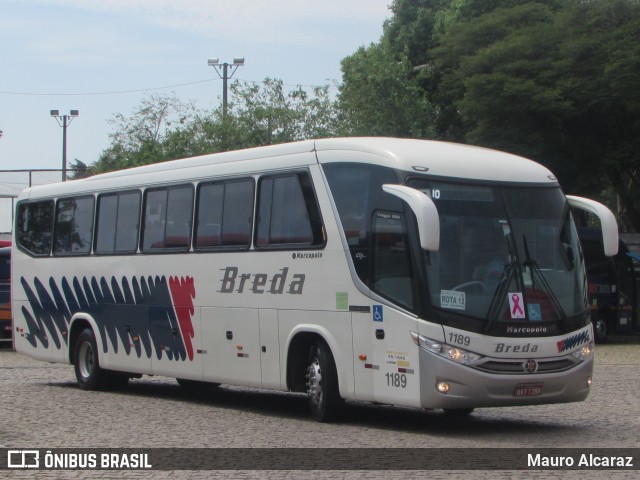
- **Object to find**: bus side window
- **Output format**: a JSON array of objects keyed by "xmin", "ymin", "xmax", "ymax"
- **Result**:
[
  {"xmin": 95, "ymin": 191, "xmax": 141, "ymax": 254},
  {"xmin": 53, "ymin": 196, "xmax": 94, "ymax": 255},
  {"xmin": 96, "ymin": 194, "xmax": 118, "ymax": 252},
  {"xmin": 115, "ymin": 192, "xmax": 141, "ymax": 252},
  {"xmin": 195, "ymin": 178, "xmax": 254, "ymax": 249},
  {"xmin": 255, "ymin": 172, "xmax": 324, "ymax": 248},
  {"xmin": 165, "ymin": 187, "xmax": 194, "ymax": 248},
  {"xmin": 323, "ymin": 163, "xmax": 401, "ymax": 286},
  {"xmin": 371, "ymin": 210, "xmax": 415, "ymax": 310},
  {"xmin": 142, "ymin": 185, "xmax": 193, "ymax": 252},
  {"xmin": 142, "ymin": 189, "xmax": 168, "ymax": 251},
  {"xmin": 17, "ymin": 200, "xmax": 54, "ymax": 256}
]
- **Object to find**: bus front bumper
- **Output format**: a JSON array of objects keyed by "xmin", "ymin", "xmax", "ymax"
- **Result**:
[{"xmin": 418, "ymin": 349, "xmax": 593, "ymax": 410}]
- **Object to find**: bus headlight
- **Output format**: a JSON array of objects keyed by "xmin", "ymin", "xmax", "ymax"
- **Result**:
[
  {"xmin": 571, "ymin": 341, "xmax": 594, "ymax": 361},
  {"xmin": 411, "ymin": 332, "xmax": 483, "ymax": 365}
]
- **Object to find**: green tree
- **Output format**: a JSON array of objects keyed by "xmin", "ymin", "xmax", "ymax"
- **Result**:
[
  {"xmin": 227, "ymin": 78, "xmax": 341, "ymax": 147},
  {"xmin": 67, "ymin": 159, "xmax": 91, "ymax": 180},
  {"xmin": 433, "ymin": 2, "xmax": 567, "ymax": 151},
  {"xmin": 430, "ymin": 0, "xmax": 640, "ymax": 230},
  {"xmin": 353, "ymin": 0, "xmax": 640, "ymax": 230},
  {"xmin": 92, "ymin": 93, "xmax": 196, "ymax": 174},
  {"xmin": 90, "ymin": 80, "xmax": 342, "ymax": 175},
  {"xmin": 553, "ymin": 0, "xmax": 640, "ymax": 231},
  {"xmin": 339, "ymin": 40, "xmax": 435, "ymax": 137}
]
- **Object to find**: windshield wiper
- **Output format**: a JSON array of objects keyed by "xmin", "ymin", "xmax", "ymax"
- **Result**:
[
  {"xmin": 522, "ymin": 235, "xmax": 568, "ymax": 324},
  {"xmin": 485, "ymin": 262, "xmax": 515, "ymax": 332},
  {"xmin": 485, "ymin": 223, "xmax": 522, "ymax": 332}
]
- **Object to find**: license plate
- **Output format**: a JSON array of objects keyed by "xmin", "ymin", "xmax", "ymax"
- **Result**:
[{"xmin": 514, "ymin": 383, "xmax": 543, "ymax": 397}]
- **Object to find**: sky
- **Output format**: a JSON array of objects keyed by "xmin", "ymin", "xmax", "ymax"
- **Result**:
[{"xmin": 0, "ymin": 0, "xmax": 392, "ymax": 232}]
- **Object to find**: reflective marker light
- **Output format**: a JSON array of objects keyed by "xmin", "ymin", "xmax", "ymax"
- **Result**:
[
  {"xmin": 436, "ymin": 382, "xmax": 450, "ymax": 394},
  {"xmin": 411, "ymin": 332, "xmax": 483, "ymax": 365}
]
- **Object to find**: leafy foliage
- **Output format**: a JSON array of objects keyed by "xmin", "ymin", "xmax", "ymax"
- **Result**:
[
  {"xmin": 88, "ymin": 0, "xmax": 640, "ymax": 231},
  {"xmin": 338, "ymin": 0, "xmax": 640, "ymax": 231},
  {"xmin": 89, "ymin": 80, "xmax": 341, "ymax": 176},
  {"xmin": 339, "ymin": 41, "xmax": 435, "ymax": 138}
]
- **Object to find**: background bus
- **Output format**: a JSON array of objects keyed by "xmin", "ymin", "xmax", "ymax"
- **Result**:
[
  {"xmin": 0, "ymin": 245, "xmax": 11, "ymax": 341},
  {"xmin": 579, "ymin": 228, "xmax": 639, "ymax": 342}
]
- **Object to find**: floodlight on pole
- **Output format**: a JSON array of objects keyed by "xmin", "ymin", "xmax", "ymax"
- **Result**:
[
  {"xmin": 50, "ymin": 109, "xmax": 79, "ymax": 182},
  {"xmin": 207, "ymin": 57, "xmax": 245, "ymax": 117}
]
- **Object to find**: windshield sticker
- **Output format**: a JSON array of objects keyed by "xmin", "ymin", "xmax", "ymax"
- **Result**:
[
  {"xmin": 441, "ymin": 290, "xmax": 466, "ymax": 311},
  {"xmin": 509, "ymin": 292, "xmax": 526, "ymax": 319},
  {"xmin": 499, "ymin": 219, "xmax": 511, "ymax": 236},
  {"xmin": 528, "ymin": 303, "xmax": 542, "ymax": 321}
]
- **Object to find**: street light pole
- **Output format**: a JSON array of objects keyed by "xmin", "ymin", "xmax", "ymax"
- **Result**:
[
  {"xmin": 207, "ymin": 57, "xmax": 245, "ymax": 117},
  {"xmin": 50, "ymin": 110, "xmax": 79, "ymax": 182}
]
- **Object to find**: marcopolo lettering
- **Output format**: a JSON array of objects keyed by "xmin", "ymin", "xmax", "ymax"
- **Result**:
[
  {"xmin": 219, "ymin": 267, "xmax": 305, "ymax": 295},
  {"xmin": 506, "ymin": 325, "xmax": 549, "ymax": 334}
]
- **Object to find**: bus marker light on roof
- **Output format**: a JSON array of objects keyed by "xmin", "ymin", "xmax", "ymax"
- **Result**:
[
  {"xmin": 237, "ymin": 344, "xmax": 243, "ymax": 351},
  {"xmin": 358, "ymin": 354, "xmax": 367, "ymax": 361}
]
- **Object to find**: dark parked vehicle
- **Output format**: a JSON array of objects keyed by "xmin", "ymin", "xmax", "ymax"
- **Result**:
[
  {"xmin": 0, "ymin": 246, "xmax": 11, "ymax": 340},
  {"xmin": 579, "ymin": 228, "xmax": 638, "ymax": 342}
]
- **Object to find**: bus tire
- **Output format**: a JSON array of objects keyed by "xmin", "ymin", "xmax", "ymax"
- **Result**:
[
  {"xmin": 593, "ymin": 317, "xmax": 608, "ymax": 343},
  {"xmin": 74, "ymin": 328, "xmax": 110, "ymax": 390},
  {"xmin": 306, "ymin": 341, "xmax": 344, "ymax": 422}
]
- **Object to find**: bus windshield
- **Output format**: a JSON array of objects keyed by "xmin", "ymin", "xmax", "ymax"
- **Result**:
[{"xmin": 408, "ymin": 180, "xmax": 588, "ymax": 329}]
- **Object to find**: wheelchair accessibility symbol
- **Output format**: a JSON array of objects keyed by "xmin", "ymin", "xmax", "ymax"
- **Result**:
[
  {"xmin": 373, "ymin": 304, "xmax": 383, "ymax": 322},
  {"xmin": 528, "ymin": 303, "xmax": 542, "ymax": 321}
]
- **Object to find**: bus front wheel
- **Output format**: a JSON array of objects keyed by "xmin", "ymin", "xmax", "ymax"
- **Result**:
[{"xmin": 306, "ymin": 341, "xmax": 344, "ymax": 422}]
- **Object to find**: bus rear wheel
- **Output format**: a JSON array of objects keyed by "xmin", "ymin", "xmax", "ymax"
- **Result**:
[
  {"xmin": 305, "ymin": 341, "xmax": 343, "ymax": 422},
  {"xmin": 74, "ymin": 328, "xmax": 118, "ymax": 390}
]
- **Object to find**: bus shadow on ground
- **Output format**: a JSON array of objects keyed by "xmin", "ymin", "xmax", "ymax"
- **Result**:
[{"xmin": 51, "ymin": 377, "xmax": 579, "ymax": 437}]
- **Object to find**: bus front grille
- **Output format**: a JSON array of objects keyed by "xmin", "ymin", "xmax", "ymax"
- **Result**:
[{"xmin": 472, "ymin": 357, "xmax": 579, "ymax": 375}]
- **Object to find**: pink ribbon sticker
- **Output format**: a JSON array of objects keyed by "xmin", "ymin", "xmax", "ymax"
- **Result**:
[{"xmin": 509, "ymin": 292, "xmax": 526, "ymax": 319}]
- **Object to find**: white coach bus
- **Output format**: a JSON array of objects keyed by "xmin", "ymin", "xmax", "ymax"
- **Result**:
[{"xmin": 12, "ymin": 137, "xmax": 618, "ymax": 421}]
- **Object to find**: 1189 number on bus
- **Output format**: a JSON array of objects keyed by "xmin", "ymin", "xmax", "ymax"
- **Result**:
[{"xmin": 386, "ymin": 372, "xmax": 407, "ymax": 388}]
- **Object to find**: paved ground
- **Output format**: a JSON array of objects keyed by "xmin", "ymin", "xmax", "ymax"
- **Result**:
[{"xmin": 0, "ymin": 343, "xmax": 638, "ymax": 479}]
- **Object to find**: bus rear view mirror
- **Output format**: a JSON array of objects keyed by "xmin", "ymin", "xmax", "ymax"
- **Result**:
[
  {"xmin": 567, "ymin": 195, "xmax": 619, "ymax": 257},
  {"xmin": 383, "ymin": 184, "xmax": 440, "ymax": 252}
]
